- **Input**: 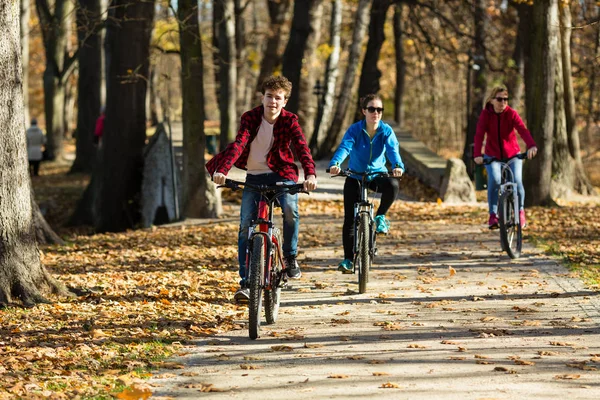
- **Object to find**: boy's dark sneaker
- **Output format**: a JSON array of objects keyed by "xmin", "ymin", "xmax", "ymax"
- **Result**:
[
  {"xmin": 234, "ymin": 287, "xmax": 249, "ymax": 303},
  {"xmin": 284, "ymin": 255, "xmax": 302, "ymax": 279}
]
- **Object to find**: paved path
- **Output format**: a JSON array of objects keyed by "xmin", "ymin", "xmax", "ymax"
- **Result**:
[{"xmin": 149, "ymin": 199, "xmax": 600, "ymax": 399}]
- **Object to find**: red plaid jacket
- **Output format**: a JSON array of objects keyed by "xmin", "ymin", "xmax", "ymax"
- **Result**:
[{"xmin": 205, "ymin": 106, "xmax": 316, "ymax": 182}]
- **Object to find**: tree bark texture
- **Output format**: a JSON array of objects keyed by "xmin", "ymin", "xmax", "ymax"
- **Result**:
[
  {"xmin": 507, "ymin": 1, "xmax": 529, "ymax": 113},
  {"xmin": 355, "ymin": 0, "xmax": 393, "ymax": 121},
  {"xmin": 319, "ymin": 0, "xmax": 370, "ymax": 157},
  {"xmin": 235, "ymin": 0, "xmax": 249, "ymax": 114},
  {"xmin": 96, "ymin": 0, "xmax": 155, "ymax": 232},
  {"xmin": 35, "ymin": 0, "xmax": 77, "ymax": 161},
  {"xmin": 523, "ymin": 0, "xmax": 557, "ymax": 207},
  {"xmin": 558, "ymin": 3, "xmax": 595, "ymax": 195},
  {"xmin": 215, "ymin": 0, "xmax": 237, "ymax": 150},
  {"xmin": 0, "ymin": 1, "xmax": 66, "ymax": 307},
  {"xmin": 256, "ymin": 0, "xmax": 292, "ymax": 93},
  {"xmin": 178, "ymin": 0, "xmax": 222, "ymax": 218},
  {"xmin": 296, "ymin": 1, "xmax": 324, "ymax": 143},
  {"xmin": 311, "ymin": 0, "xmax": 342, "ymax": 155},
  {"xmin": 393, "ymin": 3, "xmax": 406, "ymax": 127},
  {"xmin": 282, "ymin": 0, "xmax": 319, "ymax": 115},
  {"xmin": 71, "ymin": 0, "xmax": 102, "ymax": 174},
  {"xmin": 584, "ymin": 4, "xmax": 599, "ymax": 144},
  {"xmin": 21, "ymin": 0, "xmax": 30, "ymax": 125},
  {"xmin": 462, "ymin": 0, "xmax": 487, "ymax": 178}
]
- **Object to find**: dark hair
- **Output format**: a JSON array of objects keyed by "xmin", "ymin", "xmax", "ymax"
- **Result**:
[
  {"xmin": 261, "ymin": 75, "xmax": 292, "ymax": 99},
  {"xmin": 31, "ymin": 118, "xmax": 38, "ymax": 125},
  {"xmin": 360, "ymin": 94, "xmax": 383, "ymax": 109}
]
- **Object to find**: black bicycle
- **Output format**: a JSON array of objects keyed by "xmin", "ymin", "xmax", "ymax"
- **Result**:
[
  {"xmin": 483, "ymin": 153, "xmax": 528, "ymax": 259},
  {"xmin": 327, "ymin": 169, "xmax": 394, "ymax": 293},
  {"xmin": 218, "ymin": 179, "xmax": 307, "ymax": 339}
]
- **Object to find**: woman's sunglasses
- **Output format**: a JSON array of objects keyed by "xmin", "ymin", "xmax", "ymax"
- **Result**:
[
  {"xmin": 495, "ymin": 97, "xmax": 509, "ymax": 102},
  {"xmin": 365, "ymin": 106, "xmax": 384, "ymax": 113}
]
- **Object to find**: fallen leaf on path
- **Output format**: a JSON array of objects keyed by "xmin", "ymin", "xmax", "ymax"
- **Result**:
[
  {"xmin": 380, "ymin": 382, "xmax": 402, "ymax": 388},
  {"xmin": 369, "ymin": 360, "xmax": 387, "ymax": 364},
  {"xmin": 331, "ymin": 318, "xmax": 351, "ymax": 324},
  {"xmin": 538, "ymin": 351, "xmax": 560, "ymax": 356},
  {"xmin": 441, "ymin": 340, "xmax": 459, "ymax": 345},
  {"xmin": 474, "ymin": 355, "xmax": 490, "ymax": 359},
  {"xmin": 407, "ymin": 344, "xmax": 428, "ymax": 349},
  {"xmin": 566, "ymin": 363, "xmax": 597, "ymax": 371},
  {"xmin": 550, "ymin": 341, "xmax": 575, "ymax": 347},
  {"xmin": 328, "ymin": 374, "xmax": 350, "ymax": 379},
  {"xmin": 240, "ymin": 364, "xmax": 262, "ymax": 370},
  {"xmin": 476, "ymin": 360, "xmax": 495, "ymax": 365},
  {"xmin": 373, "ymin": 372, "xmax": 390, "ymax": 376},
  {"xmin": 448, "ymin": 266, "xmax": 456, "ymax": 276},
  {"xmin": 448, "ymin": 357, "xmax": 466, "ymax": 360},
  {"xmin": 514, "ymin": 360, "xmax": 535, "ymax": 366},
  {"xmin": 271, "ymin": 345, "xmax": 294, "ymax": 352},
  {"xmin": 180, "ymin": 372, "xmax": 199, "ymax": 377},
  {"xmin": 303, "ymin": 343, "xmax": 324, "ymax": 349},
  {"xmin": 555, "ymin": 374, "xmax": 581, "ymax": 380},
  {"xmin": 115, "ymin": 384, "xmax": 152, "ymax": 400},
  {"xmin": 347, "ymin": 356, "xmax": 364, "ymax": 360}
]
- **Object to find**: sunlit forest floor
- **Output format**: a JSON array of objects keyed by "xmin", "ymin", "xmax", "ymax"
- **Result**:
[{"xmin": 0, "ymin": 139, "xmax": 597, "ymax": 398}]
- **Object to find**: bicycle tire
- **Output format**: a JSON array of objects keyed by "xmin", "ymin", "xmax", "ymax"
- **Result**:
[
  {"xmin": 248, "ymin": 235, "xmax": 265, "ymax": 339},
  {"xmin": 358, "ymin": 213, "xmax": 370, "ymax": 294},
  {"xmin": 498, "ymin": 191, "xmax": 522, "ymax": 259},
  {"xmin": 264, "ymin": 231, "xmax": 282, "ymax": 324}
]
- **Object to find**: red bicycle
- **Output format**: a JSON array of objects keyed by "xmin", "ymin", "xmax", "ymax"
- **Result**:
[{"xmin": 219, "ymin": 179, "xmax": 307, "ymax": 339}]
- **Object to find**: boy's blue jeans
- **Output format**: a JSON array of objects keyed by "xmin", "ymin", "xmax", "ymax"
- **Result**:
[
  {"xmin": 484, "ymin": 155, "xmax": 524, "ymax": 215},
  {"xmin": 238, "ymin": 173, "xmax": 299, "ymax": 284}
]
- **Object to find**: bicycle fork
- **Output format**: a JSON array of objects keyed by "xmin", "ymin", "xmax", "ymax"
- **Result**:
[{"xmin": 499, "ymin": 182, "xmax": 519, "ymax": 226}]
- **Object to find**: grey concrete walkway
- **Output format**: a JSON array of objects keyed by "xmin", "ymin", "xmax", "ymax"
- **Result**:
[{"xmin": 149, "ymin": 201, "xmax": 600, "ymax": 399}]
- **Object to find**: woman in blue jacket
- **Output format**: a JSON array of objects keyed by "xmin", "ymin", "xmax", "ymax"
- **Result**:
[{"xmin": 328, "ymin": 94, "xmax": 404, "ymax": 273}]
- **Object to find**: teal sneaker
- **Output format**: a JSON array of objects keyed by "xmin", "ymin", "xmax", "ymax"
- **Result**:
[
  {"xmin": 337, "ymin": 259, "xmax": 353, "ymax": 274},
  {"xmin": 374, "ymin": 215, "xmax": 390, "ymax": 234}
]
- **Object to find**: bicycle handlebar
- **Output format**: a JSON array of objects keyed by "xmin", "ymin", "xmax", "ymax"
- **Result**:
[
  {"xmin": 325, "ymin": 168, "xmax": 393, "ymax": 179},
  {"xmin": 219, "ymin": 178, "xmax": 309, "ymax": 195},
  {"xmin": 481, "ymin": 153, "xmax": 528, "ymax": 166}
]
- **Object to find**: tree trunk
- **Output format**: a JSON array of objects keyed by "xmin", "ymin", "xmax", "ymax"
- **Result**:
[
  {"xmin": 584, "ymin": 4, "xmax": 599, "ymax": 144},
  {"xmin": 310, "ymin": 0, "xmax": 342, "ymax": 155},
  {"xmin": 282, "ymin": 0, "xmax": 320, "ymax": 115},
  {"xmin": 0, "ymin": 3, "xmax": 67, "ymax": 307},
  {"xmin": 523, "ymin": 0, "xmax": 557, "ymax": 207},
  {"xmin": 216, "ymin": 0, "xmax": 237, "ymax": 150},
  {"xmin": 31, "ymin": 191, "xmax": 65, "ymax": 245},
  {"xmin": 551, "ymin": 22, "xmax": 575, "ymax": 199},
  {"xmin": 21, "ymin": 0, "xmax": 30, "ymax": 126},
  {"xmin": 35, "ymin": 0, "xmax": 77, "ymax": 161},
  {"xmin": 96, "ymin": 0, "xmax": 155, "ymax": 232},
  {"xmin": 296, "ymin": 1, "xmax": 324, "ymax": 143},
  {"xmin": 558, "ymin": 2, "xmax": 595, "ymax": 195},
  {"xmin": 354, "ymin": 0, "xmax": 393, "ymax": 121},
  {"xmin": 178, "ymin": 0, "xmax": 222, "ymax": 218},
  {"xmin": 318, "ymin": 0, "xmax": 370, "ymax": 157},
  {"xmin": 235, "ymin": 0, "xmax": 249, "ymax": 114},
  {"xmin": 256, "ymin": 0, "xmax": 292, "ymax": 93},
  {"xmin": 71, "ymin": 0, "xmax": 102, "ymax": 174},
  {"xmin": 462, "ymin": 0, "xmax": 487, "ymax": 178},
  {"xmin": 393, "ymin": 3, "xmax": 406, "ymax": 127},
  {"xmin": 507, "ymin": 1, "xmax": 529, "ymax": 112}
]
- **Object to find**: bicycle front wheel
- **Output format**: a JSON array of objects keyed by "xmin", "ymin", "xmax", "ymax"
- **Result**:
[
  {"xmin": 264, "ymin": 231, "xmax": 282, "ymax": 325},
  {"xmin": 498, "ymin": 191, "xmax": 522, "ymax": 259},
  {"xmin": 358, "ymin": 213, "xmax": 370, "ymax": 294},
  {"xmin": 248, "ymin": 235, "xmax": 265, "ymax": 339}
]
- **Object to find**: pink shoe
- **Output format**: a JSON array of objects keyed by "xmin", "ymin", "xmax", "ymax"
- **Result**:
[
  {"xmin": 519, "ymin": 209, "xmax": 527, "ymax": 228},
  {"xmin": 488, "ymin": 214, "xmax": 499, "ymax": 229}
]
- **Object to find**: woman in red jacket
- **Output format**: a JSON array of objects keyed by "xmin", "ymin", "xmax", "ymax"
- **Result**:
[{"xmin": 473, "ymin": 86, "xmax": 537, "ymax": 229}]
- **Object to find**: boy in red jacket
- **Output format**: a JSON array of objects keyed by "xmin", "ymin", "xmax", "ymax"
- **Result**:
[
  {"xmin": 473, "ymin": 86, "xmax": 537, "ymax": 229},
  {"xmin": 206, "ymin": 76, "xmax": 317, "ymax": 302}
]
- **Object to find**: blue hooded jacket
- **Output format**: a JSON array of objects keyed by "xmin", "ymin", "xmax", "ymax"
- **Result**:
[{"xmin": 329, "ymin": 120, "xmax": 404, "ymax": 180}]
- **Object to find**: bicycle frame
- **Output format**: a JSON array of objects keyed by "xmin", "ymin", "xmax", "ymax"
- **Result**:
[
  {"xmin": 353, "ymin": 175, "xmax": 377, "ymax": 258},
  {"xmin": 246, "ymin": 199, "xmax": 284, "ymax": 290}
]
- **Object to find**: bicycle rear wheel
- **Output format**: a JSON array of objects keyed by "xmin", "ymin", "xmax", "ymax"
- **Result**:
[
  {"xmin": 264, "ymin": 232, "xmax": 282, "ymax": 324},
  {"xmin": 498, "ymin": 191, "xmax": 522, "ymax": 259},
  {"xmin": 248, "ymin": 235, "xmax": 265, "ymax": 339},
  {"xmin": 358, "ymin": 213, "xmax": 370, "ymax": 294}
]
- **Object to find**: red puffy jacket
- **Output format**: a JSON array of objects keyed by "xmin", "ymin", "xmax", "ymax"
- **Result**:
[{"xmin": 474, "ymin": 104, "xmax": 536, "ymax": 159}]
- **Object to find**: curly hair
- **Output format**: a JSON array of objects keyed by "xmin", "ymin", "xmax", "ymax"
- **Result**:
[
  {"xmin": 360, "ymin": 93, "xmax": 383, "ymax": 109},
  {"xmin": 261, "ymin": 75, "xmax": 293, "ymax": 99}
]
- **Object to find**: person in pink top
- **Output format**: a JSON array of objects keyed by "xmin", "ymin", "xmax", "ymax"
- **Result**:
[{"xmin": 473, "ymin": 86, "xmax": 538, "ymax": 229}]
